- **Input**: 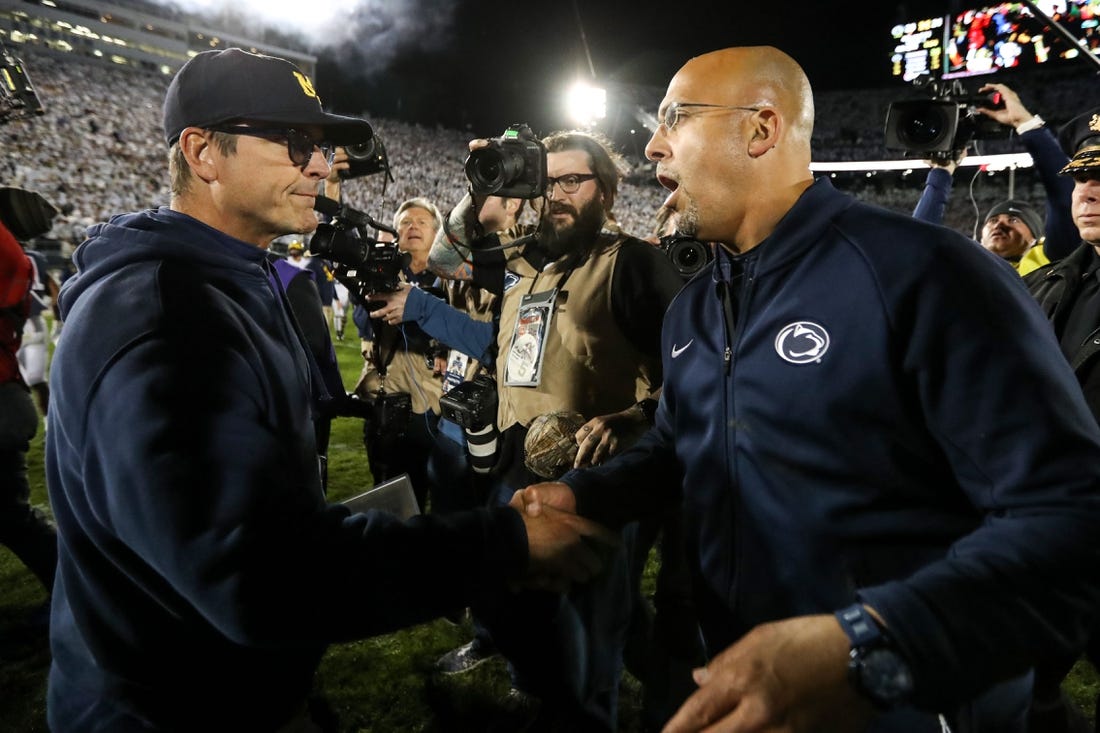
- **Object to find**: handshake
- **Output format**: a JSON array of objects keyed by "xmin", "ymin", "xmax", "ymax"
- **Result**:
[{"xmin": 508, "ymin": 482, "xmax": 618, "ymax": 592}]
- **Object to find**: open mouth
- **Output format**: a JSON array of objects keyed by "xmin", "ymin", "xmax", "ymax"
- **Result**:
[{"xmin": 656, "ymin": 173, "xmax": 679, "ymax": 192}]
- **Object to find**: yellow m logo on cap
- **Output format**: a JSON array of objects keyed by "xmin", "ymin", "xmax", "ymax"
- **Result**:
[{"xmin": 292, "ymin": 71, "xmax": 320, "ymax": 100}]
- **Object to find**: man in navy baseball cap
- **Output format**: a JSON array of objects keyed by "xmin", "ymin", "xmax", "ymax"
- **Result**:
[{"xmin": 45, "ymin": 42, "xmax": 614, "ymax": 733}]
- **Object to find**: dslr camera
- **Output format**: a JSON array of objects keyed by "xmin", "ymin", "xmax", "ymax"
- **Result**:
[
  {"xmin": 884, "ymin": 78, "xmax": 1010, "ymax": 156},
  {"xmin": 659, "ymin": 233, "xmax": 713, "ymax": 280},
  {"xmin": 312, "ymin": 196, "xmax": 409, "ymax": 296},
  {"xmin": 0, "ymin": 45, "xmax": 44, "ymax": 124},
  {"xmin": 464, "ymin": 124, "xmax": 547, "ymax": 199},
  {"xmin": 339, "ymin": 134, "xmax": 394, "ymax": 181},
  {"xmin": 439, "ymin": 373, "xmax": 498, "ymax": 431},
  {"xmin": 439, "ymin": 373, "xmax": 499, "ymax": 474}
]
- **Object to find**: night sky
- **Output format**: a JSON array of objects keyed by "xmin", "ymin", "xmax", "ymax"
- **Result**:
[{"xmin": 311, "ymin": 0, "xmax": 961, "ymax": 138}]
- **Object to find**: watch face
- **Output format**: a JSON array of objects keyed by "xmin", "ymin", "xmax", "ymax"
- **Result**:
[{"xmin": 860, "ymin": 647, "xmax": 914, "ymax": 705}]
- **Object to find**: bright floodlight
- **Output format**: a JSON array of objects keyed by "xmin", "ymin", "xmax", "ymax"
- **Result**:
[{"xmin": 566, "ymin": 80, "xmax": 606, "ymax": 127}]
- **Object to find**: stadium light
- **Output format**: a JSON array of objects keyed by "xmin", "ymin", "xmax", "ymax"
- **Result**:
[{"xmin": 565, "ymin": 79, "xmax": 606, "ymax": 127}]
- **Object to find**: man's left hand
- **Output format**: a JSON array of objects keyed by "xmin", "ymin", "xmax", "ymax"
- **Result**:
[
  {"xmin": 573, "ymin": 407, "xmax": 649, "ymax": 468},
  {"xmin": 664, "ymin": 614, "xmax": 874, "ymax": 732},
  {"xmin": 371, "ymin": 282, "xmax": 412, "ymax": 325}
]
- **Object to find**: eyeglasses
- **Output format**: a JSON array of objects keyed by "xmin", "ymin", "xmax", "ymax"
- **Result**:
[
  {"xmin": 208, "ymin": 124, "xmax": 335, "ymax": 170},
  {"xmin": 656, "ymin": 102, "xmax": 762, "ymax": 132},
  {"xmin": 546, "ymin": 173, "xmax": 598, "ymax": 194}
]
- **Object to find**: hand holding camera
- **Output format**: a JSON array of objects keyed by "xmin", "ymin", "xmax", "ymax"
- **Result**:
[{"xmin": 464, "ymin": 124, "xmax": 547, "ymax": 199}]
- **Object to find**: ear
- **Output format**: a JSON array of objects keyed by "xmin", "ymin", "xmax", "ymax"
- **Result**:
[
  {"xmin": 746, "ymin": 109, "xmax": 780, "ymax": 158},
  {"xmin": 179, "ymin": 127, "xmax": 219, "ymax": 184}
]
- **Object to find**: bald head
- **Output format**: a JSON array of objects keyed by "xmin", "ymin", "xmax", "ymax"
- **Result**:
[
  {"xmin": 681, "ymin": 46, "xmax": 814, "ymax": 161},
  {"xmin": 645, "ymin": 46, "xmax": 817, "ymax": 251}
]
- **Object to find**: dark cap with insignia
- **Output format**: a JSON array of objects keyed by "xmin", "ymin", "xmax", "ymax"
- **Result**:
[
  {"xmin": 1058, "ymin": 108, "xmax": 1100, "ymax": 176},
  {"xmin": 162, "ymin": 48, "xmax": 372, "ymax": 148}
]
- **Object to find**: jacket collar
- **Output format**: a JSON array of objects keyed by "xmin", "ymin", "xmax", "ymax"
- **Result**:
[{"xmin": 713, "ymin": 178, "xmax": 854, "ymax": 283}]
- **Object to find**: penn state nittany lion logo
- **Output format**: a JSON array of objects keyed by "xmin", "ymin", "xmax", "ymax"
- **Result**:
[
  {"xmin": 774, "ymin": 321, "xmax": 830, "ymax": 364},
  {"xmin": 292, "ymin": 71, "xmax": 320, "ymax": 100}
]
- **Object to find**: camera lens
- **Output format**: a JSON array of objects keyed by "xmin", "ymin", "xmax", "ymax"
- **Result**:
[
  {"xmin": 666, "ymin": 237, "xmax": 711, "ymax": 278},
  {"xmin": 901, "ymin": 112, "xmax": 942, "ymax": 145},
  {"xmin": 465, "ymin": 146, "xmax": 525, "ymax": 195},
  {"xmin": 346, "ymin": 139, "xmax": 377, "ymax": 160}
]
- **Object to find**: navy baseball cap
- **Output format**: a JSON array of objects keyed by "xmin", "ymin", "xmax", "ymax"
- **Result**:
[
  {"xmin": 1058, "ymin": 108, "xmax": 1100, "ymax": 176},
  {"xmin": 163, "ymin": 48, "xmax": 372, "ymax": 148}
]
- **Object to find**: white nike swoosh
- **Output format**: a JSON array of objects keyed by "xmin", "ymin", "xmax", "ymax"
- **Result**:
[{"xmin": 671, "ymin": 339, "xmax": 694, "ymax": 358}]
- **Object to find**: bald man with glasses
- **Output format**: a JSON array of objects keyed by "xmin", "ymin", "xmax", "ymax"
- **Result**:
[{"xmin": 513, "ymin": 46, "xmax": 1100, "ymax": 732}]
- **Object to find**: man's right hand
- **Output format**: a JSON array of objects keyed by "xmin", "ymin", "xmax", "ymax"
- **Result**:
[
  {"xmin": 509, "ymin": 482, "xmax": 616, "ymax": 591},
  {"xmin": 510, "ymin": 481, "xmax": 578, "ymax": 517},
  {"xmin": 515, "ymin": 503, "xmax": 618, "ymax": 591}
]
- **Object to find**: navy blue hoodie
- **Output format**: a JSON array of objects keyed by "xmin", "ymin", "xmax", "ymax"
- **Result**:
[
  {"xmin": 46, "ymin": 208, "xmax": 526, "ymax": 731},
  {"xmin": 565, "ymin": 180, "xmax": 1100, "ymax": 728}
]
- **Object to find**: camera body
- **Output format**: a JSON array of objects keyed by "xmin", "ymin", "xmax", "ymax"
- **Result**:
[
  {"xmin": 357, "ymin": 390, "xmax": 413, "ymax": 439},
  {"xmin": 439, "ymin": 374, "xmax": 498, "ymax": 431},
  {"xmin": 0, "ymin": 47, "xmax": 44, "ymax": 124},
  {"xmin": 884, "ymin": 79, "xmax": 1009, "ymax": 155},
  {"xmin": 464, "ymin": 124, "xmax": 547, "ymax": 199},
  {"xmin": 659, "ymin": 234, "xmax": 713, "ymax": 280},
  {"xmin": 339, "ymin": 134, "xmax": 391, "ymax": 181},
  {"xmin": 311, "ymin": 198, "xmax": 408, "ymax": 296}
]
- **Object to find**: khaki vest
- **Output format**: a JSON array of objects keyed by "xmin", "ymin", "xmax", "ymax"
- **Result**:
[{"xmin": 496, "ymin": 235, "xmax": 661, "ymax": 430}]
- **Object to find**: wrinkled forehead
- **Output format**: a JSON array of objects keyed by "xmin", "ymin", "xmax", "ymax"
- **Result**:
[
  {"xmin": 547, "ymin": 149, "xmax": 593, "ymax": 176},
  {"xmin": 398, "ymin": 206, "xmax": 438, "ymax": 226},
  {"xmin": 661, "ymin": 53, "xmax": 743, "ymax": 110}
]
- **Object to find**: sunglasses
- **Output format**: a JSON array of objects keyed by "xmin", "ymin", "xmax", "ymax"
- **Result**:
[{"xmin": 208, "ymin": 124, "xmax": 335, "ymax": 169}]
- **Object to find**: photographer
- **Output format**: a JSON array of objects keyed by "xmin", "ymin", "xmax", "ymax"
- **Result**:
[
  {"xmin": 373, "ymin": 129, "xmax": 683, "ymax": 729},
  {"xmin": 0, "ymin": 190, "xmax": 58, "ymax": 619},
  {"xmin": 913, "ymin": 83, "xmax": 1077, "ymax": 272},
  {"xmin": 351, "ymin": 197, "xmax": 448, "ymax": 513}
]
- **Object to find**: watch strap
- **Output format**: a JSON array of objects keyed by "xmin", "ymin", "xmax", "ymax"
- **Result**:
[
  {"xmin": 636, "ymin": 397, "xmax": 658, "ymax": 424},
  {"xmin": 835, "ymin": 603, "xmax": 884, "ymax": 647}
]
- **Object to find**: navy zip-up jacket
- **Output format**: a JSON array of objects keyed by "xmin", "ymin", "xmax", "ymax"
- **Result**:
[
  {"xmin": 46, "ymin": 208, "xmax": 527, "ymax": 731},
  {"xmin": 565, "ymin": 179, "xmax": 1100, "ymax": 724}
]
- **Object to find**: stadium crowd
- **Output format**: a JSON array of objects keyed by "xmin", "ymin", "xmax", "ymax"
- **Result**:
[{"xmin": 5, "ymin": 47, "xmax": 1094, "ymax": 261}]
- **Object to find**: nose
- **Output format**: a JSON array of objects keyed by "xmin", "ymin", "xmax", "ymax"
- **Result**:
[
  {"xmin": 645, "ymin": 128, "xmax": 668, "ymax": 162},
  {"xmin": 303, "ymin": 148, "xmax": 331, "ymax": 179},
  {"xmin": 547, "ymin": 180, "xmax": 569, "ymax": 202}
]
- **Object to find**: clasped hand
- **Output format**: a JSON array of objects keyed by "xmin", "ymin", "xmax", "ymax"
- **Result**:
[{"xmin": 509, "ymin": 482, "xmax": 619, "ymax": 592}]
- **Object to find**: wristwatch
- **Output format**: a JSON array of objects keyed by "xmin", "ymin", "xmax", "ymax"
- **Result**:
[
  {"xmin": 835, "ymin": 603, "xmax": 914, "ymax": 709},
  {"xmin": 635, "ymin": 397, "xmax": 658, "ymax": 424}
]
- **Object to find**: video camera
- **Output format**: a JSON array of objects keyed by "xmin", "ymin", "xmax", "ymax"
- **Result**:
[
  {"xmin": 338, "ymin": 134, "xmax": 395, "ymax": 182},
  {"xmin": 884, "ymin": 78, "xmax": 1010, "ymax": 156},
  {"xmin": 464, "ymin": 124, "xmax": 547, "ymax": 199},
  {"xmin": 312, "ymin": 195, "xmax": 409, "ymax": 297},
  {"xmin": 0, "ymin": 44, "xmax": 44, "ymax": 125},
  {"xmin": 659, "ymin": 233, "xmax": 713, "ymax": 280}
]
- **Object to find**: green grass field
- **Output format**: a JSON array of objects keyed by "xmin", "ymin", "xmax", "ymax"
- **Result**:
[{"xmin": 1, "ymin": 321, "xmax": 1097, "ymax": 730}]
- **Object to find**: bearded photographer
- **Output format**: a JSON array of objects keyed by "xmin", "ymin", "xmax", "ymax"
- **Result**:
[
  {"xmin": 371, "ymin": 129, "xmax": 683, "ymax": 730},
  {"xmin": 0, "ymin": 188, "xmax": 58, "ymax": 620}
]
